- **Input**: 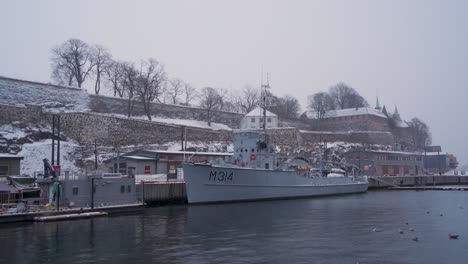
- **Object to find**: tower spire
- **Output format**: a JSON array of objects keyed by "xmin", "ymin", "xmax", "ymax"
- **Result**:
[
  {"xmin": 393, "ymin": 106, "xmax": 401, "ymax": 121},
  {"xmin": 375, "ymin": 96, "xmax": 381, "ymax": 110}
]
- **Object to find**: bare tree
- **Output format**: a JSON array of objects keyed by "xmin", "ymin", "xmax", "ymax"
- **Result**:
[
  {"xmin": 167, "ymin": 78, "xmax": 184, "ymax": 104},
  {"xmin": 408, "ymin": 117, "xmax": 432, "ymax": 148},
  {"xmin": 329, "ymin": 82, "xmax": 368, "ymax": 109},
  {"xmin": 183, "ymin": 82, "xmax": 197, "ymax": 105},
  {"xmin": 308, "ymin": 92, "xmax": 335, "ymax": 119},
  {"xmin": 236, "ymin": 85, "xmax": 259, "ymax": 113},
  {"xmin": 91, "ymin": 45, "xmax": 112, "ymax": 94},
  {"xmin": 269, "ymin": 93, "xmax": 301, "ymax": 119},
  {"xmin": 199, "ymin": 87, "xmax": 223, "ymax": 126},
  {"xmin": 106, "ymin": 60, "xmax": 126, "ymax": 97},
  {"xmin": 135, "ymin": 58, "xmax": 166, "ymax": 120},
  {"xmin": 51, "ymin": 66, "xmax": 76, "ymax": 86},
  {"xmin": 50, "ymin": 38, "xmax": 95, "ymax": 88},
  {"xmin": 121, "ymin": 62, "xmax": 139, "ymax": 117}
]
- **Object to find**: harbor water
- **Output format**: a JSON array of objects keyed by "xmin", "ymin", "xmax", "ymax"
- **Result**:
[{"xmin": 1, "ymin": 191, "xmax": 468, "ymax": 264}]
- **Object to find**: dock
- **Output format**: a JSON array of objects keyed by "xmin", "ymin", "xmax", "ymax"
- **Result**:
[
  {"xmin": 369, "ymin": 175, "xmax": 468, "ymax": 189},
  {"xmin": 388, "ymin": 186, "xmax": 468, "ymax": 191},
  {"xmin": 0, "ymin": 203, "xmax": 144, "ymax": 224}
]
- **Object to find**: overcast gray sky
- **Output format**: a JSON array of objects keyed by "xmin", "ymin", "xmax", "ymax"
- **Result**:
[{"xmin": 1, "ymin": 0, "xmax": 468, "ymax": 166}]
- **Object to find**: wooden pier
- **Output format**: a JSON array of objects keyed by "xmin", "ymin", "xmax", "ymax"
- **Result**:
[{"xmin": 141, "ymin": 181, "xmax": 187, "ymax": 204}]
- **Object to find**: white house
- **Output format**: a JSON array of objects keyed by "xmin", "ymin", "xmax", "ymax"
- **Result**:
[{"xmin": 240, "ymin": 107, "xmax": 278, "ymax": 129}]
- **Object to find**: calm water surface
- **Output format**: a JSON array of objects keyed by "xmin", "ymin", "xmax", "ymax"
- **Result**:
[{"xmin": 1, "ymin": 191, "xmax": 468, "ymax": 264}]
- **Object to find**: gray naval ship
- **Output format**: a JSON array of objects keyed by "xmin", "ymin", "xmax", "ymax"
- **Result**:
[{"xmin": 183, "ymin": 129, "xmax": 368, "ymax": 204}]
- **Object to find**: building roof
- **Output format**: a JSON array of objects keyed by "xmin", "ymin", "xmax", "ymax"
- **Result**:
[
  {"xmin": 145, "ymin": 150, "xmax": 233, "ymax": 156},
  {"xmin": 123, "ymin": 155, "xmax": 157, "ymax": 161},
  {"xmin": 395, "ymin": 120, "xmax": 409, "ymax": 128},
  {"xmin": 0, "ymin": 153, "xmax": 24, "ymax": 159},
  {"xmin": 345, "ymin": 150, "xmax": 424, "ymax": 156},
  {"xmin": 0, "ymin": 181, "xmax": 18, "ymax": 193},
  {"xmin": 245, "ymin": 107, "xmax": 277, "ymax": 117}
]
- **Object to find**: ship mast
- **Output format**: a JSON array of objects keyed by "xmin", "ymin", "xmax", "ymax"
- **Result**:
[{"xmin": 261, "ymin": 73, "xmax": 270, "ymax": 131}]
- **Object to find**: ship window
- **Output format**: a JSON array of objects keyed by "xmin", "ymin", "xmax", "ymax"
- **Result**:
[
  {"xmin": 251, "ymin": 118, "xmax": 255, "ymax": 122},
  {"xmin": 245, "ymin": 149, "xmax": 248, "ymax": 153},
  {"xmin": 241, "ymin": 149, "xmax": 243, "ymax": 152},
  {"xmin": 120, "ymin": 185, "xmax": 125, "ymax": 193},
  {"xmin": 252, "ymin": 148, "xmax": 255, "ymax": 152}
]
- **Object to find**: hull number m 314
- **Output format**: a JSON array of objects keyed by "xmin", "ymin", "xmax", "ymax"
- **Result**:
[{"xmin": 209, "ymin": 171, "xmax": 234, "ymax": 182}]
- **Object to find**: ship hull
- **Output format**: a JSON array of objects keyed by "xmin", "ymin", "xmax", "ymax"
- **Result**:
[{"xmin": 183, "ymin": 163, "xmax": 369, "ymax": 204}]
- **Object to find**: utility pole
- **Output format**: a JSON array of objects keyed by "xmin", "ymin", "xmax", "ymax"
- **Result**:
[
  {"xmin": 52, "ymin": 115, "xmax": 55, "ymax": 165},
  {"xmin": 94, "ymin": 139, "xmax": 98, "ymax": 170},
  {"xmin": 57, "ymin": 115, "xmax": 60, "ymax": 167}
]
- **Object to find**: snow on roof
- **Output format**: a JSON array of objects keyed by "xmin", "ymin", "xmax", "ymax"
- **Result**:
[
  {"xmin": 301, "ymin": 110, "xmax": 318, "ymax": 119},
  {"xmin": 345, "ymin": 150, "xmax": 424, "ymax": 156},
  {"xmin": 123, "ymin": 155, "xmax": 157, "ymax": 160},
  {"xmin": 424, "ymin": 152, "xmax": 449, "ymax": 156},
  {"xmin": 325, "ymin": 107, "xmax": 387, "ymax": 119},
  {"xmin": 245, "ymin": 107, "xmax": 277, "ymax": 117},
  {"xmin": 395, "ymin": 120, "xmax": 409, "ymax": 128},
  {"xmin": 145, "ymin": 150, "xmax": 233, "ymax": 156},
  {"xmin": 0, "ymin": 153, "xmax": 24, "ymax": 159}
]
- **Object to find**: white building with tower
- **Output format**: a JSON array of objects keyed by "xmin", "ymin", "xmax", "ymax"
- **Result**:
[{"xmin": 240, "ymin": 107, "xmax": 278, "ymax": 129}]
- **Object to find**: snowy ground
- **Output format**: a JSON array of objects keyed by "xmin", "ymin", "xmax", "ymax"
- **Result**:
[
  {"xmin": 17, "ymin": 139, "xmax": 81, "ymax": 176},
  {"xmin": 0, "ymin": 124, "xmax": 27, "ymax": 140},
  {"xmin": 101, "ymin": 113, "xmax": 232, "ymax": 131}
]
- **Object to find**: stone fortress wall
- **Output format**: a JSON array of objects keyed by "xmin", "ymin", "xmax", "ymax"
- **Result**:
[{"xmin": 0, "ymin": 76, "xmax": 412, "ymax": 149}]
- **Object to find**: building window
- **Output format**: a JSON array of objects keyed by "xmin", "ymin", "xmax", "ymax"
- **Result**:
[
  {"xmin": 144, "ymin": 165, "xmax": 151, "ymax": 174},
  {"xmin": 0, "ymin": 164, "xmax": 9, "ymax": 176},
  {"xmin": 72, "ymin": 186, "xmax": 79, "ymax": 196},
  {"xmin": 267, "ymin": 117, "xmax": 271, "ymax": 123},
  {"xmin": 127, "ymin": 185, "xmax": 131, "ymax": 193},
  {"xmin": 364, "ymin": 155, "xmax": 369, "ymax": 160},
  {"xmin": 356, "ymin": 156, "xmax": 360, "ymax": 160},
  {"xmin": 260, "ymin": 118, "xmax": 264, "ymax": 123},
  {"xmin": 251, "ymin": 118, "xmax": 255, "ymax": 122},
  {"xmin": 404, "ymin": 166, "xmax": 410, "ymax": 175},
  {"xmin": 120, "ymin": 185, "xmax": 125, "ymax": 193}
]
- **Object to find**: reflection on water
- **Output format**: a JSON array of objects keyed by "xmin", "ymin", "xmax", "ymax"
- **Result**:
[{"xmin": 1, "ymin": 191, "xmax": 468, "ymax": 264}]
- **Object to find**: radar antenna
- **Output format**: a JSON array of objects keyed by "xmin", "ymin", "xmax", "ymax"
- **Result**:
[{"xmin": 261, "ymin": 73, "xmax": 270, "ymax": 131}]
